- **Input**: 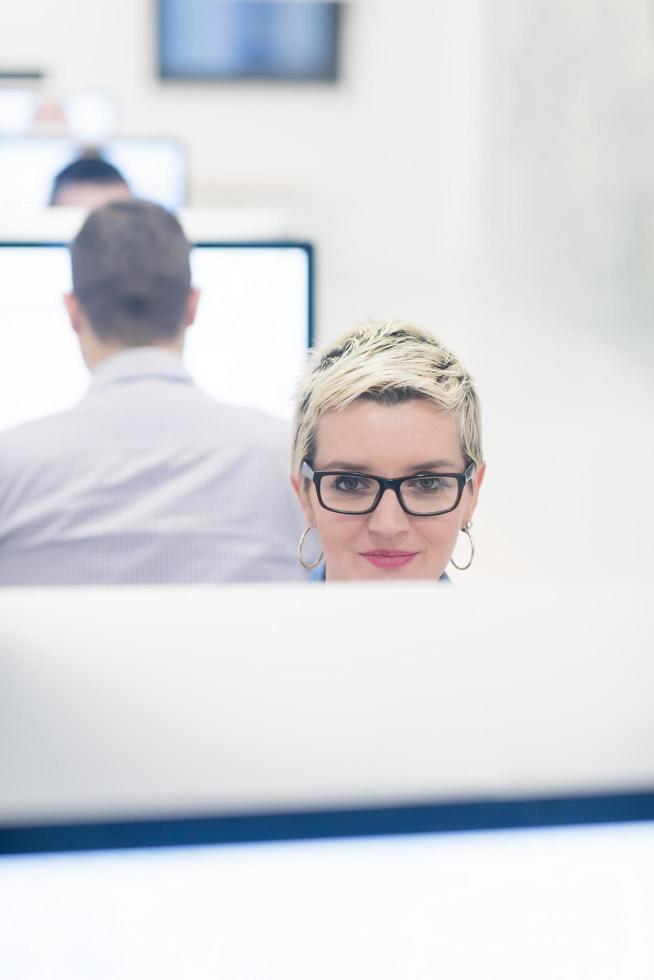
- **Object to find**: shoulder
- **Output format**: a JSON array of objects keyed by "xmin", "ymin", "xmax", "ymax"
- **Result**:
[
  {"xmin": 0, "ymin": 396, "xmax": 293, "ymax": 480},
  {"xmin": 207, "ymin": 400, "xmax": 292, "ymax": 454},
  {"xmin": 0, "ymin": 409, "xmax": 81, "ymax": 467},
  {"xmin": 211, "ymin": 399, "xmax": 290, "ymax": 435}
]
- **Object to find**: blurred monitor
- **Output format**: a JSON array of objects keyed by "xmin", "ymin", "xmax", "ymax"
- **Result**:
[
  {"xmin": 0, "ymin": 88, "xmax": 39, "ymax": 136},
  {"xmin": 0, "ymin": 241, "xmax": 312, "ymax": 427},
  {"xmin": 0, "ymin": 135, "xmax": 188, "ymax": 209},
  {"xmin": 159, "ymin": 0, "xmax": 341, "ymax": 81},
  {"xmin": 0, "ymin": 580, "xmax": 652, "ymax": 976},
  {"xmin": 0, "ymin": 580, "xmax": 651, "ymax": 815},
  {"xmin": 1, "ymin": 794, "xmax": 653, "ymax": 979}
]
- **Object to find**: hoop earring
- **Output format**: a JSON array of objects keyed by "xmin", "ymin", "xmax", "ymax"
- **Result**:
[
  {"xmin": 297, "ymin": 526, "xmax": 323, "ymax": 570},
  {"xmin": 449, "ymin": 521, "xmax": 474, "ymax": 571}
]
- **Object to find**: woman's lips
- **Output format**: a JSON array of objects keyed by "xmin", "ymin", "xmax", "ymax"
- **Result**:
[{"xmin": 360, "ymin": 550, "xmax": 418, "ymax": 569}]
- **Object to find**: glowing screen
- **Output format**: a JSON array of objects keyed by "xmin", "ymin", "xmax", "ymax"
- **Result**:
[
  {"xmin": 0, "ymin": 243, "xmax": 311, "ymax": 429},
  {"xmin": 0, "ymin": 136, "xmax": 187, "ymax": 209}
]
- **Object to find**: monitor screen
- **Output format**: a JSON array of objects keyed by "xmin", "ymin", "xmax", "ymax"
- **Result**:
[
  {"xmin": 0, "ymin": 242, "xmax": 312, "ymax": 428},
  {"xmin": 1, "ymin": 794, "xmax": 653, "ymax": 979},
  {"xmin": 0, "ymin": 136, "xmax": 188, "ymax": 209},
  {"xmin": 159, "ymin": 0, "xmax": 341, "ymax": 81}
]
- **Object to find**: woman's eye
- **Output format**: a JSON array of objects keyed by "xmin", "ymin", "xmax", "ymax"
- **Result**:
[
  {"xmin": 334, "ymin": 475, "xmax": 369, "ymax": 493},
  {"xmin": 407, "ymin": 476, "xmax": 444, "ymax": 493}
]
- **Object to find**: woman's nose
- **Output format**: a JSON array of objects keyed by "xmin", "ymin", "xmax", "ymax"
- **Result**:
[{"xmin": 366, "ymin": 488, "xmax": 411, "ymax": 536}]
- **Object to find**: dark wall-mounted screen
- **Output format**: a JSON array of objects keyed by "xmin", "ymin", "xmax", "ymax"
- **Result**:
[{"xmin": 158, "ymin": 0, "xmax": 340, "ymax": 81}]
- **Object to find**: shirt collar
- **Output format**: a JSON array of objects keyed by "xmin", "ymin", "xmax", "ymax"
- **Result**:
[
  {"xmin": 310, "ymin": 563, "xmax": 452, "ymax": 584},
  {"xmin": 89, "ymin": 347, "xmax": 193, "ymax": 389}
]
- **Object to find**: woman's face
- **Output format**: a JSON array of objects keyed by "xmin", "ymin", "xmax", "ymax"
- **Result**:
[{"xmin": 294, "ymin": 399, "xmax": 485, "ymax": 581}]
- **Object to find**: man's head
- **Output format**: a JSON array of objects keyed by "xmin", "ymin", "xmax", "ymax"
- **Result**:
[
  {"xmin": 66, "ymin": 200, "xmax": 200, "ymax": 367},
  {"xmin": 50, "ymin": 156, "xmax": 132, "ymax": 209}
]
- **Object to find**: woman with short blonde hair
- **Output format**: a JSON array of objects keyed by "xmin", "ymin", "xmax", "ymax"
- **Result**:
[{"xmin": 291, "ymin": 320, "xmax": 485, "ymax": 581}]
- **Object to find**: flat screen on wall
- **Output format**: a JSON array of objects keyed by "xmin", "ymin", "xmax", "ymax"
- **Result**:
[{"xmin": 158, "ymin": 0, "xmax": 341, "ymax": 81}]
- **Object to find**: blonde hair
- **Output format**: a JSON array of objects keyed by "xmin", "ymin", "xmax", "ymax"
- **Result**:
[{"xmin": 291, "ymin": 320, "xmax": 483, "ymax": 475}]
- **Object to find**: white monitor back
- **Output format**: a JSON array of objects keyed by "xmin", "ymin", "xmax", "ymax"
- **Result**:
[
  {"xmin": 0, "ymin": 580, "xmax": 652, "ymax": 824},
  {"xmin": 0, "ymin": 206, "xmax": 291, "ymax": 243}
]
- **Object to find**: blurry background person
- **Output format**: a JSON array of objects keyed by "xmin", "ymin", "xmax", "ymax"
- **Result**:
[
  {"xmin": 291, "ymin": 321, "xmax": 485, "ymax": 582},
  {"xmin": 49, "ymin": 154, "xmax": 132, "ymax": 208},
  {"xmin": 0, "ymin": 200, "xmax": 305, "ymax": 585}
]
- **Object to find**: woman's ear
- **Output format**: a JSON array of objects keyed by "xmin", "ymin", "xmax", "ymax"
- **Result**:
[
  {"xmin": 463, "ymin": 462, "xmax": 486, "ymax": 524},
  {"xmin": 473, "ymin": 462, "xmax": 486, "ymax": 497},
  {"xmin": 291, "ymin": 475, "xmax": 317, "ymax": 527}
]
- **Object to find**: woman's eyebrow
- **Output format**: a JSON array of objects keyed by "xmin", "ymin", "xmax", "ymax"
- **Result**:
[
  {"xmin": 408, "ymin": 460, "xmax": 460, "ymax": 471},
  {"xmin": 318, "ymin": 459, "xmax": 460, "ymax": 472},
  {"xmin": 319, "ymin": 460, "xmax": 376, "ymax": 471}
]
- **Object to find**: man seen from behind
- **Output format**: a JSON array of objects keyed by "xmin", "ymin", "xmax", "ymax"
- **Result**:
[{"xmin": 0, "ymin": 201, "xmax": 306, "ymax": 584}]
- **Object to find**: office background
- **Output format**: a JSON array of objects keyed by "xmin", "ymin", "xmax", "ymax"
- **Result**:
[{"xmin": 1, "ymin": 0, "xmax": 653, "ymax": 582}]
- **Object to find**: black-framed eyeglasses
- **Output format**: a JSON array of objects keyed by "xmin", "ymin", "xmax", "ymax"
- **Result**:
[{"xmin": 301, "ymin": 460, "xmax": 475, "ymax": 517}]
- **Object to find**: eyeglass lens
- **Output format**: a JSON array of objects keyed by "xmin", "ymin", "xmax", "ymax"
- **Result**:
[{"xmin": 319, "ymin": 473, "xmax": 460, "ymax": 515}]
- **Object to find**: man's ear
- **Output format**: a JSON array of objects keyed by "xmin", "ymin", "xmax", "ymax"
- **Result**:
[
  {"xmin": 182, "ymin": 287, "xmax": 201, "ymax": 329},
  {"xmin": 63, "ymin": 292, "xmax": 85, "ymax": 335},
  {"xmin": 291, "ymin": 474, "xmax": 317, "ymax": 528}
]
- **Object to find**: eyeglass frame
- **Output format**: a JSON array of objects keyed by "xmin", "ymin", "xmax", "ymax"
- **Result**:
[{"xmin": 301, "ymin": 459, "xmax": 475, "ymax": 517}]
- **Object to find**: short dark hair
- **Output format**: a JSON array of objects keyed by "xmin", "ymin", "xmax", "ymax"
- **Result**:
[
  {"xmin": 70, "ymin": 201, "xmax": 192, "ymax": 345},
  {"xmin": 50, "ymin": 156, "xmax": 129, "ymax": 204}
]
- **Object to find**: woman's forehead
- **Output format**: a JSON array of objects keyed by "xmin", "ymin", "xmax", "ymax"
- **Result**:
[{"xmin": 315, "ymin": 400, "xmax": 463, "ymax": 470}]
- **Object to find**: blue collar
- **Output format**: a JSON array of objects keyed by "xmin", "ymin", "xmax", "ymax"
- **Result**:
[{"xmin": 310, "ymin": 563, "xmax": 451, "ymax": 584}]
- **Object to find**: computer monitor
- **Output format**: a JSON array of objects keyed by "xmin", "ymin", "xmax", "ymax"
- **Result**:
[
  {"xmin": 0, "ymin": 241, "xmax": 312, "ymax": 427},
  {"xmin": 1, "ymin": 581, "xmax": 652, "ymax": 976},
  {"xmin": 0, "ymin": 135, "xmax": 188, "ymax": 209},
  {"xmin": 1, "ymin": 581, "xmax": 652, "ymax": 820}
]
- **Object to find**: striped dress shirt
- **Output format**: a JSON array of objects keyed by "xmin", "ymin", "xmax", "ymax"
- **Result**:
[{"xmin": 0, "ymin": 348, "xmax": 306, "ymax": 585}]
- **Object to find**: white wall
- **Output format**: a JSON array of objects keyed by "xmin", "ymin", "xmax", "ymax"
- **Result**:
[
  {"xmin": 0, "ymin": 0, "xmax": 472, "ymax": 331},
  {"xmin": 1, "ymin": 0, "xmax": 653, "ymax": 582}
]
